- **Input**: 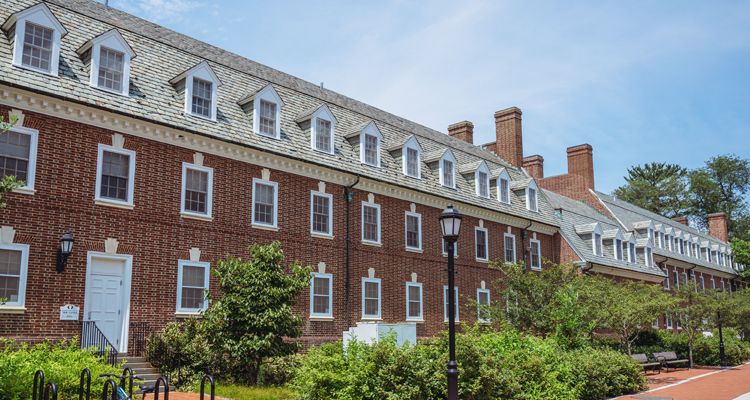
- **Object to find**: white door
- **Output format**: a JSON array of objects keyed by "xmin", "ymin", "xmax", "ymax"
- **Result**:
[{"xmin": 85, "ymin": 257, "xmax": 125, "ymax": 349}]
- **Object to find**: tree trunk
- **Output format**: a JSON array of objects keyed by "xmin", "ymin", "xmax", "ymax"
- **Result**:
[
  {"xmin": 627, "ymin": 339, "xmax": 632, "ymax": 356},
  {"xmin": 246, "ymin": 358, "xmax": 262, "ymax": 386},
  {"xmin": 689, "ymin": 335, "xmax": 694, "ymax": 368}
]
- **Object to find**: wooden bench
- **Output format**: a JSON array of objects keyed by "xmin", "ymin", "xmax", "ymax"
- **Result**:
[
  {"xmin": 631, "ymin": 353, "xmax": 661, "ymax": 374},
  {"xmin": 652, "ymin": 351, "xmax": 690, "ymax": 372}
]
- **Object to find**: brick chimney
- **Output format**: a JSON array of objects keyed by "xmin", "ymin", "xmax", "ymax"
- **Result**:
[
  {"xmin": 567, "ymin": 144, "xmax": 595, "ymax": 191},
  {"xmin": 494, "ymin": 107, "xmax": 523, "ymax": 167},
  {"xmin": 708, "ymin": 213, "xmax": 728, "ymax": 242},
  {"xmin": 523, "ymin": 155, "xmax": 544, "ymax": 180},
  {"xmin": 447, "ymin": 121, "xmax": 474, "ymax": 144},
  {"xmin": 672, "ymin": 217, "xmax": 689, "ymax": 226}
]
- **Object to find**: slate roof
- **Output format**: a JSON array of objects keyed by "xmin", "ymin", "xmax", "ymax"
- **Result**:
[
  {"xmin": 592, "ymin": 191, "xmax": 738, "ymax": 276},
  {"xmin": 544, "ymin": 189, "xmax": 664, "ymax": 278},
  {"xmin": 0, "ymin": 0, "xmax": 561, "ymax": 228}
]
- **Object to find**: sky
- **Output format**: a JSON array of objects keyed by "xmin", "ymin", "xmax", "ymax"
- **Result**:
[{"xmin": 109, "ymin": 0, "xmax": 750, "ymax": 194}]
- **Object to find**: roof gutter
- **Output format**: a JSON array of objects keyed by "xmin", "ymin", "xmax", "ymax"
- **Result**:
[{"xmin": 582, "ymin": 262, "xmax": 594, "ymax": 275}]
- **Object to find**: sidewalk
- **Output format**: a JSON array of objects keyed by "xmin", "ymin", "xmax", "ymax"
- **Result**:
[{"xmin": 619, "ymin": 363, "xmax": 750, "ymax": 400}]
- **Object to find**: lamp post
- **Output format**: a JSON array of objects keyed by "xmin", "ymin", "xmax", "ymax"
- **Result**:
[
  {"xmin": 717, "ymin": 288, "xmax": 726, "ymax": 368},
  {"xmin": 56, "ymin": 231, "xmax": 75, "ymax": 273},
  {"xmin": 438, "ymin": 204, "xmax": 462, "ymax": 400}
]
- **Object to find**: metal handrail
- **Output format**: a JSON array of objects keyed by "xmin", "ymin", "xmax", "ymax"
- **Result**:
[
  {"xmin": 129, "ymin": 322, "xmax": 182, "ymax": 385},
  {"xmin": 80, "ymin": 321, "xmax": 119, "ymax": 365}
]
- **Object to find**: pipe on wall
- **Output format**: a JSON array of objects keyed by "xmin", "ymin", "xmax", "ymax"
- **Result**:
[{"xmin": 344, "ymin": 174, "xmax": 360, "ymax": 329}]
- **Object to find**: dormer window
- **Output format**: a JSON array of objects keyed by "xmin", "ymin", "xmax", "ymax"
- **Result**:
[
  {"xmin": 192, "ymin": 79, "xmax": 212, "ymax": 117},
  {"xmin": 406, "ymin": 148, "xmax": 419, "ymax": 177},
  {"xmin": 649, "ymin": 228, "xmax": 655, "ymax": 243},
  {"xmin": 4, "ymin": 4, "xmax": 67, "ymax": 77},
  {"xmin": 169, "ymin": 61, "xmax": 222, "ymax": 122},
  {"xmin": 316, "ymin": 119, "xmax": 331, "ymax": 152},
  {"xmin": 478, "ymin": 171, "xmax": 489, "ymax": 197},
  {"xmin": 525, "ymin": 180, "xmax": 540, "ymax": 212},
  {"xmin": 615, "ymin": 238, "xmax": 623, "ymax": 260},
  {"xmin": 295, "ymin": 104, "xmax": 338, "ymax": 155},
  {"xmin": 594, "ymin": 232, "xmax": 603, "ymax": 256},
  {"xmin": 629, "ymin": 242, "xmax": 636, "ymax": 264},
  {"xmin": 492, "ymin": 168, "xmax": 512, "ymax": 205},
  {"xmin": 345, "ymin": 121, "xmax": 382, "ymax": 167},
  {"xmin": 646, "ymin": 244, "xmax": 653, "ymax": 268},
  {"xmin": 660, "ymin": 232, "xmax": 665, "ymax": 249},
  {"xmin": 437, "ymin": 150, "xmax": 457, "ymax": 189},
  {"xmin": 237, "ymin": 84, "xmax": 285, "ymax": 139},
  {"xmin": 364, "ymin": 134, "xmax": 379, "ymax": 166},
  {"xmin": 679, "ymin": 239, "xmax": 684, "ymax": 254},
  {"xmin": 461, "ymin": 161, "xmax": 490, "ymax": 199},
  {"xmin": 77, "ymin": 29, "xmax": 136, "ymax": 97}
]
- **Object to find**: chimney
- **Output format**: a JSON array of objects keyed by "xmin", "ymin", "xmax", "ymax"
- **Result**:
[
  {"xmin": 708, "ymin": 213, "xmax": 728, "ymax": 242},
  {"xmin": 672, "ymin": 217, "xmax": 689, "ymax": 226},
  {"xmin": 567, "ymin": 144, "xmax": 595, "ymax": 191},
  {"xmin": 494, "ymin": 107, "xmax": 523, "ymax": 167},
  {"xmin": 447, "ymin": 121, "xmax": 474, "ymax": 144},
  {"xmin": 523, "ymin": 155, "xmax": 544, "ymax": 180}
]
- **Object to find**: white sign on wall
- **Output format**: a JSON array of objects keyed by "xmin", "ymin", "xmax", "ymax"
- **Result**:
[{"xmin": 60, "ymin": 304, "xmax": 80, "ymax": 320}]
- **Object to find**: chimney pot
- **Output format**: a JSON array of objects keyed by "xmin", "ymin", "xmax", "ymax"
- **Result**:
[
  {"xmin": 566, "ymin": 144, "xmax": 595, "ymax": 191},
  {"xmin": 672, "ymin": 217, "xmax": 689, "ymax": 226},
  {"xmin": 494, "ymin": 107, "xmax": 523, "ymax": 167},
  {"xmin": 447, "ymin": 121, "xmax": 474, "ymax": 144},
  {"xmin": 708, "ymin": 212, "xmax": 729, "ymax": 243},
  {"xmin": 523, "ymin": 155, "xmax": 544, "ymax": 180}
]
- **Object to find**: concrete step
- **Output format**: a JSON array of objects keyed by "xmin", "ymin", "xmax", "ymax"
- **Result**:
[
  {"xmin": 122, "ymin": 356, "xmax": 148, "ymax": 363},
  {"xmin": 122, "ymin": 361, "xmax": 155, "ymax": 370}
]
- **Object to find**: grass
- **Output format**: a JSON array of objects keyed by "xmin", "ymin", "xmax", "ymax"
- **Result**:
[{"xmin": 207, "ymin": 384, "xmax": 294, "ymax": 400}]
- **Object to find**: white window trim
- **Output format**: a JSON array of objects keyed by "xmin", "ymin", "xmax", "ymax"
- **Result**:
[
  {"xmin": 526, "ymin": 181, "xmax": 540, "ymax": 212},
  {"xmin": 361, "ymin": 201, "xmax": 381, "ymax": 245},
  {"xmin": 529, "ymin": 239, "xmax": 541, "ymax": 270},
  {"xmin": 682, "ymin": 272, "xmax": 688, "ymax": 286},
  {"xmin": 593, "ymin": 232, "xmax": 603, "ymax": 257},
  {"xmin": 498, "ymin": 178, "xmax": 511, "ymax": 205},
  {"xmin": 94, "ymin": 144, "xmax": 136, "ymax": 208},
  {"xmin": 659, "ymin": 232, "xmax": 665, "ymax": 249},
  {"xmin": 86, "ymin": 30, "xmax": 135, "ymax": 97},
  {"xmin": 310, "ymin": 191, "xmax": 334, "ymax": 237},
  {"xmin": 504, "ymin": 233, "xmax": 516, "ymax": 263},
  {"xmin": 673, "ymin": 270, "xmax": 679, "ymax": 288},
  {"xmin": 404, "ymin": 211, "xmax": 422, "ymax": 251},
  {"xmin": 710, "ymin": 278, "xmax": 715, "ymax": 290},
  {"xmin": 252, "ymin": 85, "xmax": 284, "ymax": 139},
  {"xmin": 439, "ymin": 150, "xmax": 457, "ymax": 189},
  {"xmin": 362, "ymin": 277, "xmax": 382, "ymax": 319},
  {"xmin": 180, "ymin": 162, "xmax": 213, "ymax": 219},
  {"xmin": 475, "ymin": 226, "xmax": 489, "ymax": 261},
  {"xmin": 444, "ymin": 285, "xmax": 459, "ymax": 322},
  {"xmin": 357, "ymin": 122, "xmax": 383, "ymax": 167},
  {"xmin": 175, "ymin": 260, "xmax": 210, "ymax": 314},
  {"xmin": 251, "ymin": 178, "xmax": 279, "ymax": 229},
  {"xmin": 477, "ymin": 288, "xmax": 491, "ymax": 323},
  {"xmin": 645, "ymin": 243, "xmax": 654, "ymax": 267},
  {"xmin": 308, "ymin": 106, "xmax": 338, "ymax": 155},
  {"xmin": 0, "ymin": 243, "xmax": 30, "ymax": 311},
  {"xmin": 442, "ymin": 238, "xmax": 458, "ymax": 257},
  {"xmin": 178, "ymin": 61, "xmax": 221, "ymax": 122},
  {"xmin": 666, "ymin": 314, "xmax": 673, "ymax": 329},
  {"xmin": 700, "ymin": 276, "xmax": 705, "ymax": 291},
  {"xmin": 615, "ymin": 238, "xmax": 623, "ymax": 261},
  {"xmin": 475, "ymin": 162, "xmax": 491, "ymax": 199},
  {"xmin": 310, "ymin": 272, "xmax": 333, "ymax": 318},
  {"xmin": 662, "ymin": 268, "xmax": 670, "ymax": 290},
  {"xmin": 8, "ymin": 4, "xmax": 66, "ymax": 77},
  {"xmin": 3, "ymin": 126, "xmax": 39, "ymax": 194},
  {"xmin": 628, "ymin": 242, "xmax": 637, "ymax": 264},
  {"xmin": 405, "ymin": 282, "xmax": 423, "ymax": 321},
  {"xmin": 400, "ymin": 136, "xmax": 422, "ymax": 179}
]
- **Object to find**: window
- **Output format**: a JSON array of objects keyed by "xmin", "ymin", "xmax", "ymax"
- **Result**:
[
  {"xmin": 176, "ymin": 261, "xmax": 210, "ymax": 313},
  {"xmin": 406, "ymin": 148, "xmax": 420, "ymax": 178},
  {"xmin": 172, "ymin": 61, "xmax": 221, "ymax": 121},
  {"xmin": 442, "ymin": 160, "xmax": 454, "ymax": 188},
  {"xmin": 629, "ymin": 242, "xmax": 636, "ymax": 264},
  {"xmin": 700, "ymin": 276, "xmax": 705, "ymax": 291},
  {"xmin": 662, "ymin": 268, "xmax": 670, "ymax": 290},
  {"xmin": 191, "ymin": 78, "xmax": 212, "ymax": 118},
  {"xmin": 682, "ymin": 272, "xmax": 688, "ymax": 286},
  {"xmin": 444, "ymin": 286, "xmax": 458, "ymax": 321},
  {"xmin": 477, "ymin": 171, "xmax": 489, "ymax": 198},
  {"xmin": 241, "ymin": 84, "xmax": 285, "ymax": 138},
  {"xmin": 694, "ymin": 243, "xmax": 699, "ymax": 259},
  {"xmin": 22, "ymin": 23, "xmax": 53, "ymax": 72},
  {"xmin": 95, "ymin": 145, "xmax": 136, "ymax": 207},
  {"xmin": 362, "ymin": 202, "xmax": 381, "ymax": 244},
  {"xmin": 310, "ymin": 273, "xmax": 332, "ymax": 317},
  {"xmin": 315, "ymin": 119, "xmax": 332, "ymax": 153},
  {"xmin": 649, "ymin": 228, "xmax": 655, "ymax": 243},
  {"xmin": 666, "ymin": 314, "xmax": 673, "ymax": 329},
  {"xmin": 594, "ymin": 233, "xmax": 603, "ymax": 256},
  {"xmin": 97, "ymin": 47, "xmax": 125, "ymax": 92},
  {"xmin": 680, "ymin": 239, "xmax": 684, "ymax": 255},
  {"xmin": 442, "ymin": 239, "xmax": 457, "ymax": 257},
  {"xmin": 259, "ymin": 100, "xmax": 277, "ymax": 137},
  {"xmin": 646, "ymin": 247, "xmax": 653, "ymax": 267},
  {"xmin": 615, "ymin": 238, "xmax": 623, "ymax": 260},
  {"xmin": 527, "ymin": 187, "xmax": 539, "ymax": 212},
  {"xmin": 686, "ymin": 242, "xmax": 691, "ymax": 258},
  {"xmin": 0, "ymin": 127, "xmax": 38, "ymax": 192},
  {"xmin": 530, "ymin": 240, "xmax": 541, "ymax": 270},
  {"xmin": 677, "ymin": 314, "xmax": 682, "ymax": 329},
  {"xmin": 363, "ymin": 134, "xmax": 379, "ymax": 166},
  {"xmin": 711, "ymin": 278, "xmax": 715, "ymax": 290},
  {"xmin": 0, "ymin": 244, "xmax": 29, "ymax": 308},
  {"xmin": 721, "ymin": 280, "xmax": 725, "ymax": 291},
  {"xmin": 403, "ymin": 212, "xmax": 422, "ymax": 250},
  {"xmin": 708, "ymin": 249, "xmax": 713, "ymax": 263},
  {"xmin": 181, "ymin": 163, "xmax": 213, "ymax": 217},
  {"xmin": 406, "ymin": 282, "xmax": 422, "ymax": 320},
  {"xmin": 652, "ymin": 319, "xmax": 659, "ymax": 329},
  {"xmin": 499, "ymin": 178, "xmax": 510, "ymax": 204},
  {"xmin": 660, "ymin": 232, "xmax": 665, "ymax": 249},
  {"xmin": 311, "ymin": 192, "xmax": 333, "ymax": 236},
  {"xmin": 475, "ymin": 227, "xmax": 488, "ymax": 261},
  {"xmin": 504, "ymin": 234, "xmax": 516, "ymax": 263},
  {"xmin": 362, "ymin": 278, "xmax": 381, "ymax": 319},
  {"xmin": 398, "ymin": 136, "xmax": 423, "ymax": 179},
  {"xmin": 672, "ymin": 271, "xmax": 679, "ymax": 288},
  {"xmin": 8, "ymin": 4, "xmax": 66, "ymax": 76},
  {"xmin": 711, "ymin": 251, "xmax": 717, "ymax": 263},
  {"xmin": 252, "ymin": 179, "xmax": 278, "ymax": 228},
  {"xmin": 477, "ymin": 289, "xmax": 490, "ymax": 323}
]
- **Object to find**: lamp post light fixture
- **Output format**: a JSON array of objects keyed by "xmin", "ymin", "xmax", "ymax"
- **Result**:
[
  {"xmin": 438, "ymin": 203, "xmax": 462, "ymax": 400},
  {"xmin": 717, "ymin": 288, "xmax": 726, "ymax": 368},
  {"xmin": 56, "ymin": 230, "xmax": 75, "ymax": 273}
]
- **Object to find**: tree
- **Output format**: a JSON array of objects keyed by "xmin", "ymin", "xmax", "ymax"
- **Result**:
[
  {"xmin": 672, "ymin": 279, "xmax": 716, "ymax": 368},
  {"xmin": 201, "ymin": 241, "xmax": 312, "ymax": 385},
  {"xmin": 731, "ymin": 239, "xmax": 750, "ymax": 282},
  {"xmin": 689, "ymin": 154, "xmax": 750, "ymax": 241},
  {"xmin": 613, "ymin": 162, "xmax": 690, "ymax": 218},
  {"xmin": 593, "ymin": 277, "xmax": 674, "ymax": 356},
  {"xmin": 0, "ymin": 114, "xmax": 22, "ymax": 209}
]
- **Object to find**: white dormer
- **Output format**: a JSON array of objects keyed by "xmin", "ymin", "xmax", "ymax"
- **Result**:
[
  {"xmin": 388, "ymin": 135, "xmax": 422, "ymax": 179},
  {"xmin": 693, "ymin": 238, "xmax": 700, "ymax": 259},
  {"xmin": 659, "ymin": 230, "xmax": 665, "ymax": 249},
  {"xmin": 77, "ymin": 29, "xmax": 136, "ymax": 97},
  {"xmin": 492, "ymin": 168, "xmax": 512, "ymax": 205},
  {"xmin": 169, "ymin": 61, "xmax": 222, "ymax": 122},
  {"xmin": 345, "ymin": 121, "xmax": 382, "ymax": 167},
  {"xmin": 296, "ymin": 104, "xmax": 338, "ymax": 155},
  {"xmin": 3, "ymin": 3, "xmax": 67, "ymax": 77},
  {"xmin": 645, "ymin": 239, "xmax": 654, "ymax": 268},
  {"xmin": 526, "ymin": 179, "xmax": 540, "ymax": 212},
  {"xmin": 612, "ymin": 230, "xmax": 624, "ymax": 261},
  {"xmin": 238, "ymin": 84, "xmax": 285, "ymax": 139},
  {"xmin": 459, "ymin": 161, "xmax": 491, "ymax": 198},
  {"xmin": 627, "ymin": 235, "xmax": 637, "ymax": 264},
  {"xmin": 439, "ymin": 149, "xmax": 457, "ymax": 189},
  {"xmin": 576, "ymin": 223, "xmax": 603, "ymax": 256}
]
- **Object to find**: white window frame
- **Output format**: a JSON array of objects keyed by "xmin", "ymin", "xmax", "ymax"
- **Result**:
[
  {"xmin": 530, "ymin": 239, "xmax": 541, "ymax": 270},
  {"xmin": 7, "ymin": 4, "xmax": 66, "ymax": 77},
  {"xmin": 178, "ymin": 61, "xmax": 221, "ymax": 122},
  {"xmin": 615, "ymin": 238, "xmax": 623, "ymax": 261},
  {"xmin": 439, "ymin": 150, "xmax": 457, "ymax": 189},
  {"xmin": 307, "ymin": 106, "xmax": 338, "ymax": 155},
  {"xmin": 593, "ymin": 232, "xmax": 603, "ymax": 256},
  {"xmin": 498, "ymin": 178, "xmax": 510, "ymax": 204},
  {"xmin": 475, "ymin": 226, "xmax": 489, "ymax": 261},
  {"xmin": 354, "ymin": 122, "xmax": 383, "ymax": 167},
  {"xmin": 400, "ymin": 136, "xmax": 422, "ymax": 179},
  {"xmin": 666, "ymin": 314, "xmax": 673, "ymax": 328},
  {"xmin": 700, "ymin": 276, "xmax": 705, "ymax": 291},
  {"xmin": 526, "ymin": 181, "xmax": 540, "ymax": 212},
  {"xmin": 405, "ymin": 282, "xmax": 423, "ymax": 321},
  {"xmin": 721, "ymin": 281, "xmax": 725, "ymax": 291},
  {"xmin": 405, "ymin": 211, "xmax": 422, "ymax": 251},
  {"xmin": 180, "ymin": 162, "xmax": 213, "ymax": 219},
  {"xmin": 94, "ymin": 144, "xmax": 136, "ymax": 208},
  {"xmin": 662, "ymin": 268, "xmax": 670, "ymax": 290},
  {"xmin": 673, "ymin": 270, "xmax": 679, "ymax": 288},
  {"xmin": 362, "ymin": 277, "xmax": 382, "ymax": 319},
  {"xmin": 0, "ymin": 126, "xmax": 39, "ymax": 194},
  {"xmin": 251, "ymin": 178, "xmax": 279, "ymax": 229},
  {"xmin": 628, "ymin": 241, "xmax": 636, "ymax": 264},
  {"xmin": 0, "ymin": 243, "xmax": 30, "ymax": 310},
  {"xmin": 83, "ymin": 29, "xmax": 135, "ymax": 97},
  {"xmin": 682, "ymin": 272, "xmax": 688, "ymax": 286},
  {"xmin": 310, "ymin": 272, "xmax": 333, "ymax": 318},
  {"xmin": 646, "ymin": 245, "xmax": 653, "ymax": 268},
  {"xmin": 477, "ymin": 288, "xmax": 491, "ymax": 323},
  {"xmin": 176, "ymin": 260, "xmax": 210, "ymax": 314},
  {"xmin": 361, "ymin": 201, "xmax": 381, "ymax": 245},
  {"xmin": 475, "ymin": 162, "xmax": 490, "ymax": 199},
  {"xmin": 710, "ymin": 277, "xmax": 715, "ymax": 290},
  {"xmin": 251, "ymin": 84, "xmax": 284, "ymax": 139},
  {"xmin": 504, "ymin": 233, "xmax": 516, "ymax": 263},
  {"xmin": 444, "ymin": 285, "xmax": 459, "ymax": 322},
  {"xmin": 442, "ymin": 238, "xmax": 457, "ymax": 257},
  {"xmin": 310, "ymin": 191, "xmax": 333, "ymax": 237}
]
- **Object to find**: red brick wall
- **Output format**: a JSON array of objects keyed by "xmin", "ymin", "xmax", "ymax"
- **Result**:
[
  {"xmin": 523, "ymin": 155, "xmax": 544, "ymax": 181},
  {"xmin": 0, "ymin": 106, "xmax": 556, "ymax": 347},
  {"xmin": 566, "ymin": 144, "xmax": 595, "ymax": 192},
  {"xmin": 447, "ymin": 121, "xmax": 474, "ymax": 145},
  {"xmin": 539, "ymin": 173, "xmax": 611, "ymax": 216},
  {"xmin": 494, "ymin": 107, "xmax": 523, "ymax": 168},
  {"xmin": 708, "ymin": 213, "xmax": 729, "ymax": 243}
]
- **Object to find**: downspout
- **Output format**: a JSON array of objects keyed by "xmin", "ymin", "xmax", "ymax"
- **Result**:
[
  {"xmin": 344, "ymin": 175, "xmax": 360, "ymax": 330},
  {"xmin": 520, "ymin": 220, "xmax": 533, "ymax": 273},
  {"xmin": 582, "ymin": 262, "xmax": 594, "ymax": 275}
]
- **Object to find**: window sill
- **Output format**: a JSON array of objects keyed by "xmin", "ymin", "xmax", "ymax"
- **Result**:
[
  {"xmin": 94, "ymin": 199, "xmax": 135, "ymax": 210},
  {"xmin": 180, "ymin": 212, "xmax": 214, "ymax": 222},
  {"xmin": 405, "ymin": 247, "xmax": 423, "ymax": 253},
  {"xmin": 361, "ymin": 317, "xmax": 383, "ymax": 322},
  {"xmin": 476, "ymin": 258, "xmax": 489, "ymax": 263},
  {"xmin": 175, "ymin": 312, "xmax": 203, "ymax": 318},
  {"xmin": 444, "ymin": 320, "xmax": 460, "ymax": 324},
  {"xmin": 442, "ymin": 254, "xmax": 458, "ymax": 258},
  {"xmin": 0, "ymin": 306, "xmax": 26, "ymax": 314},
  {"xmin": 252, "ymin": 223, "xmax": 279, "ymax": 232},
  {"xmin": 311, "ymin": 233, "xmax": 334, "ymax": 240},
  {"xmin": 12, "ymin": 187, "xmax": 35, "ymax": 195},
  {"xmin": 530, "ymin": 266, "xmax": 542, "ymax": 271},
  {"xmin": 362, "ymin": 241, "xmax": 382, "ymax": 247},
  {"xmin": 309, "ymin": 316, "xmax": 335, "ymax": 321},
  {"xmin": 12, "ymin": 63, "xmax": 59, "ymax": 78},
  {"xmin": 405, "ymin": 319, "xmax": 425, "ymax": 323},
  {"xmin": 477, "ymin": 321, "xmax": 492, "ymax": 325}
]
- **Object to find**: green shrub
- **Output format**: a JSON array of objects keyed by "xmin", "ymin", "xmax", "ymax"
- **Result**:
[
  {"xmin": 0, "ymin": 338, "xmax": 124, "ymax": 400},
  {"xmin": 563, "ymin": 347, "xmax": 647, "ymax": 400},
  {"xmin": 260, "ymin": 354, "xmax": 301, "ymax": 386}
]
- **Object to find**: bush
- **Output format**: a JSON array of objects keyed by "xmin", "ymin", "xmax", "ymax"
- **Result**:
[
  {"xmin": 0, "ymin": 338, "xmax": 124, "ymax": 400},
  {"xmin": 260, "ymin": 354, "xmax": 301, "ymax": 386},
  {"xmin": 563, "ymin": 347, "xmax": 647, "ymax": 400}
]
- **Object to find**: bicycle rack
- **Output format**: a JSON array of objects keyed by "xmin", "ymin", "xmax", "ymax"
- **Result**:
[
  {"xmin": 199, "ymin": 375, "xmax": 215, "ymax": 400},
  {"xmin": 33, "ymin": 370, "xmax": 44, "ymax": 400},
  {"xmin": 121, "ymin": 367, "xmax": 135, "ymax": 398},
  {"xmin": 154, "ymin": 376, "xmax": 169, "ymax": 400},
  {"xmin": 44, "ymin": 382, "xmax": 58, "ymax": 400},
  {"xmin": 101, "ymin": 379, "xmax": 117, "ymax": 400},
  {"xmin": 79, "ymin": 368, "xmax": 91, "ymax": 400}
]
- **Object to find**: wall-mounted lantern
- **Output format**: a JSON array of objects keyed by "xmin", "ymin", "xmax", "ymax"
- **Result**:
[{"xmin": 56, "ymin": 231, "xmax": 74, "ymax": 273}]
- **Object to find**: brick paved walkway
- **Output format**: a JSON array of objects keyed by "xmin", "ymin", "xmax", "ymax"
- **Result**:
[{"xmin": 619, "ymin": 362, "xmax": 750, "ymax": 400}]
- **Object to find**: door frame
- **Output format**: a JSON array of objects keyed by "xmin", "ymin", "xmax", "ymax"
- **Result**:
[{"xmin": 83, "ymin": 251, "xmax": 133, "ymax": 353}]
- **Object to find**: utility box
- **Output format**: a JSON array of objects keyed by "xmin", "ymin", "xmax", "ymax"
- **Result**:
[{"xmin": 343, "ymin": 322, "xmax": 418, "ymax": 349}]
